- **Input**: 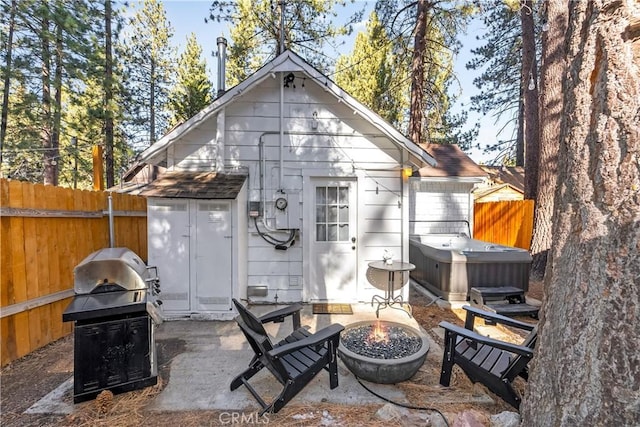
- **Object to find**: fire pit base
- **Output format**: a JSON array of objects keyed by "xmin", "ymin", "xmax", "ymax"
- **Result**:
[{"xmin": 338, "ymin": 320, "xmax": 429, "ymax": 384}]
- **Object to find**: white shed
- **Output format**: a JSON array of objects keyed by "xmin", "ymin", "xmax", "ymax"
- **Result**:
[{"xmin": 122, "ymin": 49, "xmax": 436, "ymax": 318}]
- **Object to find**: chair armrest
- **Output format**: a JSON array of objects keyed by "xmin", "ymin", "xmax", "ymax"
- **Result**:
[
  {"xmin": 259, "ymin": 303, "xmax": 303, "ymax": 329},
  {"xmin": 439, "ymin": 321, "xmax": 534, "ymax": 358},
  {"xmin": 268, "ymin": 323, "xmax": 344, "ymax": 359},
  {"xmin": 463, "ymin": 305, "xmax": 536, "ymax": 331}
]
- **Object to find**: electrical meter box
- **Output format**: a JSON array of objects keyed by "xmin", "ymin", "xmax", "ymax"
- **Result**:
[{"xmin": 274, "ymin": 193, "xmax": 300, "ymax": 229}]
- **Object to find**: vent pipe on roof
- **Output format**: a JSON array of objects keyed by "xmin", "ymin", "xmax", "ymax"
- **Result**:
[{"xmin": 216, "ymin": 37, "xmax": 227, "ymax": 97}]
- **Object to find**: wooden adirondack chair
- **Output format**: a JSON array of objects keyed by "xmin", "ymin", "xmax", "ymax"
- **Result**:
[
  {"xmin": 439, "ymin": 305, "xmax": 537, "ymax": 408},
  {"xmin": 230, "ymin": 299, "xmax": 344, "ymax": 414}
]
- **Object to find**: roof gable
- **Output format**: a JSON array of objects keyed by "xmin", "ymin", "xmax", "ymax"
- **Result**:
[{"xmin": 138, "ymin": 50, "xmax": 435, "ymax": 167}]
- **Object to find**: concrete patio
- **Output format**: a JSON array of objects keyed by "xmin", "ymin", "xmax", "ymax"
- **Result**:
[{"xmin": 25, "ymin": 284, "xmax": 495, "ymax": 417}]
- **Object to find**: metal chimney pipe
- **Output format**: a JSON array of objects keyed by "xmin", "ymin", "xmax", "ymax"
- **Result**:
[{"xmin": 216, "ymin": 37, "xmax": 227, "ymax": 97}]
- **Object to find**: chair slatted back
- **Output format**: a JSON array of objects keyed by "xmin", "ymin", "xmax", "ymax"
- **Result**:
[
  {"xmin": 502, "ymin": 326, "xmax": 537, "ymax": 381},
  {"xmin": 232, "ymin": 299, "xmax": 289, "ymax": 383}
]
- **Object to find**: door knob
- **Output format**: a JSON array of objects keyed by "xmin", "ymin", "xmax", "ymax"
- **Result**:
[{"xmin": 351, "ymin": 237, "xmax": 356, "ymax": 243}]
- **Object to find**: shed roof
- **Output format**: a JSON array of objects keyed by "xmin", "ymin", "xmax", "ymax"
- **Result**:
[
  {"xmin": 126, "ymin": 171, "xmax": 247, "ymax": 199},
  {"xmin": 480, "ymin": 166, "xmax": 525, "ymax": 192},
  {"xmin": 417, "ymin": 144, "xmax": 487, "ymax": 178}
]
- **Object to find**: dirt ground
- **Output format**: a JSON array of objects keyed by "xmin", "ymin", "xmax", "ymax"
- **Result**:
[{"xmin": 1, "ymin": 282, "xmax": 542, "ymax": 427}]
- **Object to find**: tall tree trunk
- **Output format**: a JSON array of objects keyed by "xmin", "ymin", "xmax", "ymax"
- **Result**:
[
  {"xmin": 515, "ymin": 91, "xmax": 524, "ymax": 166},
  {"xmin": 41, "ymin": 5, "xmax": 54, "ymax": 186},
  {"xmin": 529, "ymin": 0, "xmax": 567, "ymax": 280},
  {"xmin": 521, "ymin": 0, "xmax": 539, "ymax": 199},
  {"xmin": 150, "ymin": 59, "xmax": 156, "ymax": 144},
  {"xmin": 408, "ymin": 0, "xmax": 427, "ymax": 145},
  {"xmin": 0, "ymin": 0, "xmax": 17, "ymax": 170},
  {"xmin": 521, "ymin": 1, "xmax": 640, "ymax": 425},
  {"xmin": 50, "ymin": 15, "xmax": 63, "ymax": 187},
  {"xmin": 104, "ymin": 0, "xmax": 114, "ymax": 188}
]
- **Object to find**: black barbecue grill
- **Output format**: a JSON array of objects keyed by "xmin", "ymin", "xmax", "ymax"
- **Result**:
[{"xmin": 62, "ymin": 247, "xmax": 162, "ymax": 403}]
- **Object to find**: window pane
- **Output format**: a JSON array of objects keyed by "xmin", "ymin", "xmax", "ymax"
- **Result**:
[
  {"xmin": 316, "ymin": 205, "xmax": 326, "ymax": 222},
  {"xmin": 327, "ymin": 187, "xmax": 337, "ymax": 204},
  {"xmin": 316, "ymin": 224, "xmax": 326, "ymax": 241},
  {"xmin": 338, "ymin": 187, "xmax": 349, "ymax": 204},
  {"xmin": 328, "ymin": 205, "xmax": 338, "ymax": 222},
  {"xmin": 327, "ymin": 224, "xmax": 337, "ymax": 241},
  {"xmin": 339, "ymin": 224, "xmax": 349, "ymax": 241},
  {"xmin": 339, "ymin": 204, "xmax": 349, "ymax": 222},
  {"xmin": 316, "ymin": 187, "xmax": 326, "ymax": 204}
]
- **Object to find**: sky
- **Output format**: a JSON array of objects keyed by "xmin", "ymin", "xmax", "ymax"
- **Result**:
[{"xmin": 154, "ymin": 0, "xmax": 510, "ymax": 164}]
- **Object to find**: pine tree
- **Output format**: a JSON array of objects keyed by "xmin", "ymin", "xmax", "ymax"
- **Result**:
[
  {"xmin": 168, "ymin": 33, "xmax": 213, "ymax": 126},
  {"xmin": 521, "ymin": 1, "xmax": 640, "ymax": 422},
  {"xmin": 120, "ymin": 0, "xmax": 175, "ymax": 148},
  {"xmin": 334, "ymin": 11, "xmax": 404, "ymax": 127},
  {"xmin": 466, "ymin": 0, "xmax": 543, "ymax": 165},
  {"xmin": 374, "ymin": 0, "xmax": 475, "ymax": 147},
  {"xmin": 208, "ymin": 0, "xmax": 363, "ymax": 85}
]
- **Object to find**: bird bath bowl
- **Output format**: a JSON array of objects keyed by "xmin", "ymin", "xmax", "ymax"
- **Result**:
[{"xmin": 338, "ymin": 320, "xmax": 429, "ymax": 384}]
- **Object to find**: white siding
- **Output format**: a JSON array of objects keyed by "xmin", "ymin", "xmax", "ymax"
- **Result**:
[
  {"xmin": 409, "ymin": 179, "xmax": 476, "ymax": 236},
  {"xmin": 166, "ymin": 74, "xmax": 407, "ymax": 302}
]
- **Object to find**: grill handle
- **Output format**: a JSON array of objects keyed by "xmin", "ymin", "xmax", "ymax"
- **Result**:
[{"xmin": 145, "ymin": 266, "xmax": 160, "ymax": 295}]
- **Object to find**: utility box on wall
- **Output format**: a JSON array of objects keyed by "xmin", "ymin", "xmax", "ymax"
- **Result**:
[{"xmin": 274, "ymin": 193, "xmax": 300, "ymax": 229}]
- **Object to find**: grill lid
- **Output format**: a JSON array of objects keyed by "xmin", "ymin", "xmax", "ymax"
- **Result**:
[{"xmin": 74, "ymin": 247, "xmax": 150, "ymax": 294}]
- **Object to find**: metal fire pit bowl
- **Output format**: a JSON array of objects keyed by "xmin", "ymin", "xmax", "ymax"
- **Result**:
[{"xmin": 338, "ymin": 320, "xmax": 429, "ymax": 384}]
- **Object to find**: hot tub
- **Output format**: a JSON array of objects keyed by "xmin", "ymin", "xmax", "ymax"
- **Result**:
[{"xmin": 409, "ymin": 234, "xmax": 532, "ymax": 301}]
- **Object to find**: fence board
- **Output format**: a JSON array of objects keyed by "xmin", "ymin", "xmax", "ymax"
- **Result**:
[
  {"xmin": 1, "ymin": 179, "xmax": 147, "ymax": 367},
  {"xmin": 473, "ymin": 200, "xmax": 535, "ymax": 250}
]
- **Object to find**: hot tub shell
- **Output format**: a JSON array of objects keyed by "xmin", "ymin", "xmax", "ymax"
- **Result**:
[{"xmin": 409, "ymin": 234, "xmax": 532, "ymax": 301}]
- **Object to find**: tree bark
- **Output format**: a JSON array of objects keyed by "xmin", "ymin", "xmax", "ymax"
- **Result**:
[
  {"xmin": 521, "ymin": 1, "xmax": 640, "ymax": 425},
  {"xmin": 515, "ymin": 91, "xmax": 524, "ymax": 166},
  {"xmin": 529, "ymin": 0, "xmax": 568, "ymax": 279},
  {"xmin": 521, "ymin": 0, "xmax": 539, "ymax": 199},
  {"xmin": 150, "ymin": 59, "xmax": 156, "ymax": 144},
  {"xmin": 0, "ymin": 0, "xmax": 17, "ymax": 170},
  {"xmin": 41, "ymin": 4, "xmax": 54, "ymax": 186},
  {"xmin": 408, "ymin": 0, "xmax": 428, "ymax": 145},
  {"xmin": 50, "ymin": 14, "xmax": 63, "ymax": 187}
]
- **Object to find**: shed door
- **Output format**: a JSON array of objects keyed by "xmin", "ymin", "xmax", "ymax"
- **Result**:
[
  {"xmin": 193, "ymin": 201, "xmax": 232, "ymax": 311},
  {"xmin": 148, "ymin": 199, "xmax": 232, "ymax": 314},
  {"xmin": 148, "ymin": 200, "xmax": 190, "ymax": 312},
  {"xmin": 307, "ymin": 179, "xmax": 358, "ymax": 301}
]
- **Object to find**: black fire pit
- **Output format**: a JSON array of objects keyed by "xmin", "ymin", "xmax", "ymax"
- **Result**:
[{"xmin": 338, "ymin": 320, "xmax": 429, "ymax": 384}]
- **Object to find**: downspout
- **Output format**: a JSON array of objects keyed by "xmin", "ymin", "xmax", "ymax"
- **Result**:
[{"xmin": 108, "ymin": 193, "xmax": 115, "ymax": 248}]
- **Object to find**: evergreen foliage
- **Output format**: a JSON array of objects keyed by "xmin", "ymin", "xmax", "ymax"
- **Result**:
[
  {"xmin": 208, "ymin": 0, "xmax": 364, "ymax": 85},
  {"xmin": 168, "ymin": 33, "xmax": 213, "ymax": 126},
  {"xmin": 334, "ymin": 11, "xmax": 405, "ymax": 128},
  {"xmin": 120, "ymin": 0, "xmax": 175, "ymax": 148},
  {"xmin": 466, "ymin": 0, "xmax": 542, "ymax": 164},
  {"xmin": 373, "ymin": 0, "xmax": 476, "ymax": 149}
]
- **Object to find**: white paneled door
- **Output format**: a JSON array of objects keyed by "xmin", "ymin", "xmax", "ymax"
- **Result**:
[
  {"xmin": 306, "ymin": 179, "xmax": 358, "ymax": 301},
  {"xmin": 193, "ymin": 201, "xmax": 232, "ymax": 312},
  {"xmin": 148, "ymin": 199, "xmax": 232, "ymax": 314}
]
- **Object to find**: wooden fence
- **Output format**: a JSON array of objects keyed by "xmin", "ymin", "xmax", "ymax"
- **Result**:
[
  {"xmin": 474, "ymin": 199, "xmax": 535, "ymax": 250},
  {"xmin": 0, "ymin": 179, "xmax": 147, "ymax": 367}
]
